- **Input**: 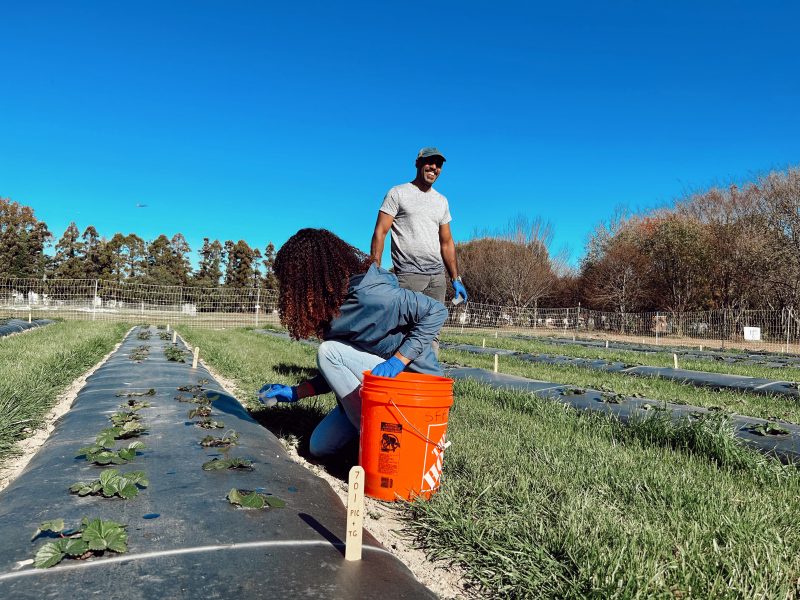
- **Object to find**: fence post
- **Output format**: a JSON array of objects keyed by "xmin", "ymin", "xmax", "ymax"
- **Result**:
[
  {"xmin": 575, "ymin": 303, "xmax": 580, "ymax": 337},
  {"xmin": 787, "ymin": 307, "xmax": 792, "ymax": 354},
  {"xmin": 92, "ymin": 280, "xmax": 98, "ymax": 321},
  {"xmin": 255, "ymin": 288, "xmax": 261, "ymax": 327},
  {"xmin": 655, "ymin": 312, "xmax": 659, "ymax": 345}
]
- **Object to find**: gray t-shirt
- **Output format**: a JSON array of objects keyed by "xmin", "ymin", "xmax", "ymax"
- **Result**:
[{"xmin": 379, "ymin": 182, "xmax": 452, "ymax": 275}]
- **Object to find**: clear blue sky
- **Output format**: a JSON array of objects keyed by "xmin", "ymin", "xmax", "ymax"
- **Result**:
[{"xmin": 2, "ymin": 1, "xmax": 798, "ymax": 268}]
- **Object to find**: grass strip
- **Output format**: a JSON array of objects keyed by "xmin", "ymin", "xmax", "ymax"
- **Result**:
[
  {"xmin": 407, "ymin": 379, "xmax": 800, "ymax": 598},
  {"xmin": 443, "ymin": 332, "xmax": 800, "ymax": 382},
  {"xmin": 442, "ymin": 348, "xmax": 800, "ymax": 424},
  {"xmin": 0, "ymin": 321, "xmax": 130, "ymax": 465}
]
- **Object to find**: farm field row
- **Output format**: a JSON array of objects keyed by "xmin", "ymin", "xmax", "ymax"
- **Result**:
[
  {"xmin": 178, "ymin": 327, "xmax": 800, "ymax": 598},
  {"xmin": 442, "ymin": 332, "xmax": 800, "ymax": 381},
  {"xmin": 441, "ymin": 347, "xmax": 800, "ymax": 424}
]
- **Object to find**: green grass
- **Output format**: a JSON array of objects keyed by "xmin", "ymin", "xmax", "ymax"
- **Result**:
[
  {"xmin": 173, "ymin": 328, "xmax": 800, "ymax": 598},
  {"xmin": 0, "ymin": 321, "xmax": 130, "ymax": 465},
  {"xmin": 408, "ymin": 380, "xmax": 800, "ymax": 598},
  {"xmin": 441, "ymin": 348, "xmax": 800, "ymax": 424},
  {"xmin": 443, "ymin": 331, "xmax": 800, "ymax": 381}
]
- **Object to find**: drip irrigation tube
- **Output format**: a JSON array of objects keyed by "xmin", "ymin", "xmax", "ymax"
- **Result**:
[
  {"xmin": 0, "ymin": 326, "xmax": 435, "ymax": 598},
  {"xmin": 443, "ymin": 343, "xmax": 800, "ymax": 399}
]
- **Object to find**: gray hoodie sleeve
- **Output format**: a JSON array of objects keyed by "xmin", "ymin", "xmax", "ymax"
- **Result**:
[{"xmin": 394, "ymin": 288, "xmax": 448, "ymax": 361}]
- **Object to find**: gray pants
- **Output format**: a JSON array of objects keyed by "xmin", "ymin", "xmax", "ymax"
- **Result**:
[{"xmin": 396, "ymin": 271, "xmax": 446, "ymax": 355}]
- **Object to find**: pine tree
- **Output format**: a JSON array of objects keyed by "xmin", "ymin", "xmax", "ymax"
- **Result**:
[
  {"xmin": 0, "ymin": 197, "xmax": 51, "ymax": 278},
  {"xmin": 52, "ymin": 222, "xmax": 85, "ymax": 279}
]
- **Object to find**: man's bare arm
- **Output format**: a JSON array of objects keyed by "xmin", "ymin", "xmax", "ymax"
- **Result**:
[
  {"xmin": 370, "ymin": 212, "xmax": 394, "ymax": 266},
  {"xmin": 439, "ymin": 222, "xmax": 459, "ymax": 280}
]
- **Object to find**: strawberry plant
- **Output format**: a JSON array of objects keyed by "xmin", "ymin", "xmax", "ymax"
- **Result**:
[
  {"xmin": 129, "ymin": 345, "xmax": 150, "ymax": 361},
  {"xmin": 164, "ymin": 346, "xmax": 187, "ymax": 362},
  {"xmin": 227, "ymin": 488, "xmax": 285, "ymax": 509},
  {"xmin": 137, "ymin": 330, "xmax": 152, "ymax": 340},
  {"xmin": 116, "ymin": 388, "xmax": 156, "ymax": 398},
  {"xmin": 744, "ymin": 422, "xmax": 790, "ymax": 436},
  {"xmin": 157, "ymin": 324, "xmax": 167, "ymax": 330},
  {"xmin": 196, "ymin": 417, "xmax": 225, "ymax": 429},
  {"xmin": 109, "ymin": 410, "xmax": 141, "ymax": 427},
  {"xmin": 78, "ymin": 441, "xmax": 146, "ymax": 465},
  {"xmin": 96, "ymin": 422, "xmax": 147, "ymax": 445},
  {"xmin": 31, "ymin": 517, "xmax": 128, "ymax": 568},
  {"xmin": 200, "ymin": 431, "xmax": 239, "ymax": 447},
  {"xmin": 159, "ymin": 331, "xmax": 171, "ymax": 340},
  {"xmin": 188, "ymin": 406, "xmax": 212, "ymax": 419},
  {"xmin": 121, "ymin": 398, "xmax": 151, "ymax": 411},
  {"xmin": 70, "ymin": 469, "xmax": 149, "ymax": 499},
  {"xmin": 202, "ymin": 457, "xmax": 252, "ymax": 471}
]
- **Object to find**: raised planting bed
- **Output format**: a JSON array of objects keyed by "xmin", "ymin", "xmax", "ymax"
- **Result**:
[
  {"xmin": 0, "ymin": 319, "xmax": 54, "ymax": 338},
  {"xmin": 0, "ymin": 326, "xmax": 434, "ymax": 598}
]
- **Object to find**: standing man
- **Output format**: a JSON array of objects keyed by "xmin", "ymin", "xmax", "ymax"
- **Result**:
[{"xmin": 370, "ymin": 147, "xmax": 468, "ymax": 308}]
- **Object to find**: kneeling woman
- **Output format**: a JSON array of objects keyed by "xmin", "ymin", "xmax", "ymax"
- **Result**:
[{"xmin": 259, "ymin": 228, "xmax": 447, "ymax": 457}]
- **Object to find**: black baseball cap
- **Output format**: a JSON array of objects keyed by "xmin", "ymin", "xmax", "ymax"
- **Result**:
[{"xmin": 417, "ymin": 147, "xmax": 446, "ymax": 162}]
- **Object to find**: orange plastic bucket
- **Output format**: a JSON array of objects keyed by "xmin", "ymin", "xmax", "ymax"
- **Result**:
[{"xmin": 359, "ymin": 371, "xmax": 454, "ymax": 501}]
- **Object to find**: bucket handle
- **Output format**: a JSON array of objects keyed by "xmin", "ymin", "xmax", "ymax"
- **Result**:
[{"xmin": 389, "ymin": 399, "xmax": 453, "ymax": 452}]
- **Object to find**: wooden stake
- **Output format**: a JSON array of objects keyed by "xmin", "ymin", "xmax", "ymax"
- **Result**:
[
  {"xmin": 166, "ymin": 324, "xmax": 170, "ymax": 332},
  {"xmin": 482, "ymin": 338, "xmax": 485, "ymax": 348},
  {"xmin": 28, "ymin": 311, "xmax": 32, "ymax": 323},
  {"xmin": 192, "ymin": 347, "xmax": 199, "ymax": 369},
  {"xmin": 345, "ymin": 466, "xmax": 365, "ymax": 561},
  {"xmin": 700, "ymin": 345, "xmax": 703, "ymax": 352},
  {"xmin": 172, "ymin": 331, "xmax": 177, "ymax": 343},
  {"xmin": 495, "ymin": 331, "xmax": 498, "ymax": 338},
  {"xmin": 605, "ymin": 340, "xmax": 609, "ymax": 349},
  {"xmin": 673, "ymin": 353, "xmax": 679, "ymax": 369},
  {"xmin": 494, "ymin": 353, "xmax": 499, "ymax": 373},
  {"xmin": 572, "ymin": 334, "xmax": 576, "ymax": 342}
]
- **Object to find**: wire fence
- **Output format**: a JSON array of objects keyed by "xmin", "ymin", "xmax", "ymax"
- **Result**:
[
  {"xmin": 2, "ymin": 278, "xmax": 799, "ymax": 353},
  {"xmin": 444, "ymin": 302, "xmax": 800, "ymax": 353}
]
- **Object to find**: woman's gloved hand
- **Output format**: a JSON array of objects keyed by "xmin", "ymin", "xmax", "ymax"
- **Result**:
[
  {"xmin": 257, "ymin": 383, "xmax": 298, "ymax": 407},
  {"xmin": 371, "ymin": 356, "xmax": 405, "ymax": 378}
]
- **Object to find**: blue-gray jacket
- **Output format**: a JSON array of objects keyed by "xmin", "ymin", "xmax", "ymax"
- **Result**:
[{"xmin": 319, "ymin": 264, "xmax": 447, "ymax": 378}]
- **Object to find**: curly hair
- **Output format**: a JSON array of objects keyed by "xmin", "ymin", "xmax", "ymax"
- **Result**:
[{"xmin": 274, "ymin": 228, "xmax": 373, "ymax": 339}]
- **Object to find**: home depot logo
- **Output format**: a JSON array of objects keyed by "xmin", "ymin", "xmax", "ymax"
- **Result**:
[{"xmin": 421, "ymin": 433, "xmax": 450, "ymax": 492}]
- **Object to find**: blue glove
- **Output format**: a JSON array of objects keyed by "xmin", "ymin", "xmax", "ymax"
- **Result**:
[
  {"xmin": 452, "ymin": 277, "xmax": 468, "ymax": 303},
  {"xmin": 371, "ymin": 356, "xmax": 405, "ymax": 378},
  {"xmin": 258, "ymin": 383, "xmax": 298, "ymax": 407}
]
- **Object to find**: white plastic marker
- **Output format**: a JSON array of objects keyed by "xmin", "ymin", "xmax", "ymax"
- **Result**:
[
  {"xmin": 572, "ymin": 334, "xmax": 576, "ymax": 342},
  {"xmin": 494, "ymin": 353, "xmax": 499, "ymax": 373},
  {"xmin": 482, "ymin": 338, "xmax": 485, "ymax": 348},
  {"xmin": 673, "ymin": 353, "xmax": 679, "ymax": 369},
  {"xmin": 700, "ymin": 345, "xmax": 703, "ymax": 352},
  {"xmin": 172, "ymin": 331, "xmax": 177, "ymax": 343},
  {"xmin": 495, "ymin": 331, "xmax": 498, "ymax": 338},
  {"xmin": 605, "ymin": 340, "xmax": 609, "ymax": 349},
  {"xmin": 28, "ymin": 311, "xmax": 31, "ymax": 323},
  {"xmin": 345, "ymin": 466, "xmax": 365, "ymax": 561},
  {"xmin": 451, "ymin": 296, "xmax": 464, "ymax": 306},
  {"xmin": 166, "ymin": 324, "xmax": 170, "ymax": 332},
  {"xmin": 192, "ymin": 347, "xmax": 200, "ymax": 369}
]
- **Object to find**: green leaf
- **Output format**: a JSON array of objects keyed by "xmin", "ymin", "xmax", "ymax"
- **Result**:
[
  {"xmin": 77, "ymin": 486, "xmax": 94, "ymax": 497},
  {"xmin": 238, "ymin": 491, "xmax": 266, "ymax": 509},
  {"xmin": 124, "ymin": 471, "xmax": 148, "ymax": 486},
  {"xmin": 34, "ymin": 541, "xmax": 66, "ymax": 568},
  {"xmin": 70, "ymin": 482, "xmax": 87, "ymax": 493},
  {"xmin": 99, "ymin": 469, "xmax": 120, "ymax": 487},
  {"xmin": 82, "ymin": 519, "xmax": 128, "ymax": 553},
  {"xmin": 264, "ymin": 496, "xmax": 286, "ymax": 508},
  {"xmin": 77, "ymin": 444, "xmax": 103, "ymax": 457},
  {"xmin": 116, "ymin": 479, "xmax": 139, "ymax": 499},
  {"xmin": 117, "ymin": 448, "xmax": 136, "ymax": 462},
  {"xmin": 95, "ymin": 429, "xmax": 118, "ymax": 447},
  {"xmin": 32, "ymin": 519, "xmax": 65, "ymax": 541},
  {"xmin": 127, "ymin": 441, "xmax": 146, "ymax": 450},
  {"xmin": 62, "ymin": 538, "xmax": 90, "ymax": 557},
  {"xmin": 227, "ymin": 488, "xmax": 242, "ymax": 504}
]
